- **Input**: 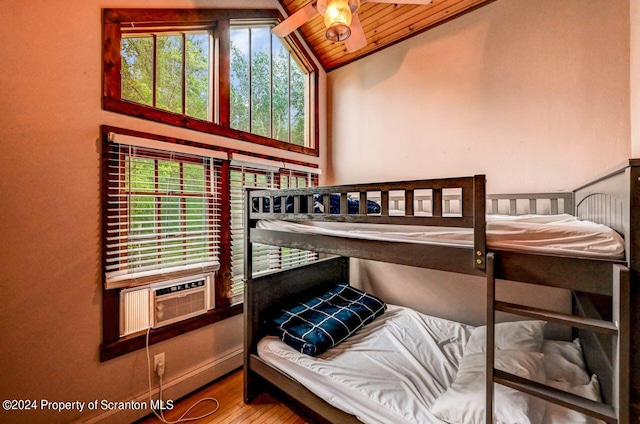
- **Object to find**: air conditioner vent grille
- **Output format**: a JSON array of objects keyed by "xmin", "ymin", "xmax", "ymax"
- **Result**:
[{"xmin": 153, "ymin": 280, "xmax": 208, "ymax": 328}]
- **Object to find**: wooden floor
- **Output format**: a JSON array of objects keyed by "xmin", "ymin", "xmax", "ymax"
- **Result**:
[{"xmin": 136, "ymin": 369, "xmax": 308, "ymax": 424}]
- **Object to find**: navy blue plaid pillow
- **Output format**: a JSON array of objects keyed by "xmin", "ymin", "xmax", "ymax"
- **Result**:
[{"xmin": 272, "ymin": 284, "xmax": 386, "ymax": 356}]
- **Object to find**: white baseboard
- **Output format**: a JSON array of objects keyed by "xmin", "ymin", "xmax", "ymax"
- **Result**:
[{"xmin": 83, "ymin": 345, "xmax": 243, "ymax": 424}]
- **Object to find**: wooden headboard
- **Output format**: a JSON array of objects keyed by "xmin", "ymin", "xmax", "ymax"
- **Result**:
[
  {"xmin": 244, "ymin": 256, "xmax": 350, "ymax": 357},
  {"xmin": 573, "ymin": 159, "xmax": 640, "ymax": 269}
]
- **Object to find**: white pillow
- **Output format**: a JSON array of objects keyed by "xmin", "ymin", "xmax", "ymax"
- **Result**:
[
  {"xmin": 542, "ymin": 339, "xmax": 590, "ymax": 385},
  {"xmin": 542, "ymin": 374, "xmax": 603, "ymax": 424},
  {"xmin": 464, "ymin": 320, "xmax": 546, "ymax": 355},
  {"xmin": 431, "ymin": 350, "xmax": 547, "ymax": 424}
]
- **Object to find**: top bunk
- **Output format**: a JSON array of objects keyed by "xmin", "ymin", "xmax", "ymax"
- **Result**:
[{"xmin": 246, "ymin": 169, "xmax": 632, "ymax": 296}]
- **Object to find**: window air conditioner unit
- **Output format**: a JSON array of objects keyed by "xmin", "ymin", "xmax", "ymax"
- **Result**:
[
  {"xmin": 151, "ymin": 274, "xmax": 213, "ymax": 329},
  {"xmin": 119, "ymin": 274, "xmax": 215, "ymax": 336}
]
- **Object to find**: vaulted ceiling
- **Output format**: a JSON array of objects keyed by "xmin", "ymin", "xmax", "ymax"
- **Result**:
[{"xmin": 278, "ymin": 0, "xmax": 496, "ymax": 72}]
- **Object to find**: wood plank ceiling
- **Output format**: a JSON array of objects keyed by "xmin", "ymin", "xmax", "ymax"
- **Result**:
[{"xmin": 278, "ymin": 0, "xmax": 495, "ymax": 71}]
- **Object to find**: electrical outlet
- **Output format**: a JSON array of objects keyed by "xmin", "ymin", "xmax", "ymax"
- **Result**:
[{"xmin": 154, "ymin": 352, "xmax": 165, "ymax": 376}]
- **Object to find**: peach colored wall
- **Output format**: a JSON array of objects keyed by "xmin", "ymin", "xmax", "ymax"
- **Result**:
[
  {"xmin": 327, "ymin": 0, "xmax": 630, "ymax": 193},
  {"xmin": 329, "ymin": 0, "xmax": 631, "ymax": 326},
  {"xmin": 633, "ymin": 0, "xmax": 640, "ymax": 156},
  {"xmin": 0, "ymin": 1, "xmax": 326, "ymax": 423}
]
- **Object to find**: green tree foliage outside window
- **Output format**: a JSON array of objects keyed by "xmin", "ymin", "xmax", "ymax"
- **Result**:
[
  {"xmin": 120, "ymin": 24, "xmax": 307, "ymax": 147},
  {"xmin": 124, "ymin": 155, "xmax": 212, "ymax": 269},
  {"xmin": 230, "ymin": 27, "xmax": 307, "ymax": 146},
  {"xmin": 122, "ymin": 32, "xmax": 211, "ymax": 121}
]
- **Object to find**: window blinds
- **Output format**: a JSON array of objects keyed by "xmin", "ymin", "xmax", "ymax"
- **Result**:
[
  {"xmin": 105, "ymin": 143, "xmax": 221, "ymax": 289},
  {"xmin": 229, "ymin": 165, "xmax": 277, "ymax": 304},
  {"xmin": 278, "ymin": 171, "xmax": 318, "ymax": 271},
  {"xmin": 229, "ymin": 166, "xmax": 318, "ymax": 305}
]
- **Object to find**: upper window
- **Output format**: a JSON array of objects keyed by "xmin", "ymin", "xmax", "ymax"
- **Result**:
[
  {"xmin": 230, "ymin": 26, "xmax": 307, "ymax": 146},
  {"xmin": 103, "ymin": 9, "xmax": 318, "ymax": 156}
]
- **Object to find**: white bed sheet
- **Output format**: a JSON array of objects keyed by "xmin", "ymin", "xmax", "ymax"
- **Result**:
[
  {"xmin": 258, "ymin": 305, "xmax": 473, "ymax": 424},
  {"xmin": 258, "ymin": 306, "xmax": 603, "ymax": 424},
  {"xmin": 256, "ymin": 214, "xmax": 624, "ymax": 260}
]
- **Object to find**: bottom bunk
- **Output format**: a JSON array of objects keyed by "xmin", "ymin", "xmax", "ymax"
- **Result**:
[{"xmin": 244, "ymin": 257, "xmax": 623, "ymax": 424}]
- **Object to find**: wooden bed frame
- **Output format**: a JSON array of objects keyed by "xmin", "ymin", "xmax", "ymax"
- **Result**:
[{"xmin": 244, "ymin": 160, "xmax": 640, "ymax": 423}]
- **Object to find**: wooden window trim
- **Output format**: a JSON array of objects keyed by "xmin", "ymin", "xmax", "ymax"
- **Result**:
[
  {"xmin": 100, "ymin": 301, "xmax": 243, "ymax": 362},
  {"xmin": 103, "ymin": 8, "xmax": 320, "ymax": 157}
]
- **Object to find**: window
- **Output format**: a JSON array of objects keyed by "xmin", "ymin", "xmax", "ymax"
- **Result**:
[
  {"xmin": 103, "ymin": 9, "xmax": 319, "ymax": 156},
  {"xmin": 230, "ymin": 26, "xmax": 307, "ymax": 146},
  {"xmin": 104, "ymin": 142, "xmax": 220, "ymax": 289}
]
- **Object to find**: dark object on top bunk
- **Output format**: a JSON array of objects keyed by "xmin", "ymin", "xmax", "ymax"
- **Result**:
[
  {"xmin": 251, "ymin": 193, "xmax": 381, "ymax": 214},
  {"xmin": 315, "ymin": 193, "xmax": 381, "ymax": 214}
]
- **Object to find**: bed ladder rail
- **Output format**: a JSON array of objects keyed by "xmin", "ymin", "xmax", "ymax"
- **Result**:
[
  {"xmin": 486, "ymin": 254, "xmax": 630, "ymax": 424},
  {"xmin": 494, "ymin": 369, "xmax": 618, "ymax": 422}
]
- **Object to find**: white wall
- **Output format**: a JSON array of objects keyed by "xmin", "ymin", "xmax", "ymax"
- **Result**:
[
  {"xmin": 0, "ymin": 1, "xmax": 326, "ymax": 423},
  {"xmin": 329, "ymin": 0, "xmax": 630, "ymax": 326}
]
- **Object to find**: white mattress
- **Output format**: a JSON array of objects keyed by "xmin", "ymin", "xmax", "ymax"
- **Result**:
[
  {"xmin": 259, "ymin": 305, "xmax": 473, "ymax": 424},
  {"xmin": 256, "ymin": 214, "xmax": 625, "ymax": 260},
  {"xmin": 258, "ymin": 305, "xmax": 602, "ymax": 424}
]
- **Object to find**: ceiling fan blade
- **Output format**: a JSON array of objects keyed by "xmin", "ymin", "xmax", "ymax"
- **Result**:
[
  {"xmin": 272, "ymin": 2, "xmax": 319, "ymax": 38},
  {"xmin": 372, "ymin": 0, "xmax": 432, "ymax": 4},
  {"xmin": 316, "ymin": 0, "xmax": 329, "ymax": 14},
  {"xmin": 345, "ymin": 13, "xmax": 367, "ymax": 53}
]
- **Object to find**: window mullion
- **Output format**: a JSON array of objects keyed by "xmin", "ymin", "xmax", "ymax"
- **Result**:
[
  {"xmin": 152, "ymin": 35, "xmax": 157, "ymax": 108},
  {"xmin": 248, "ymin": 28, "xmax": 253, "ymax": 134},
  {"xmin": 269, "ymin": 32, "xmax": 273, "ymax": 140},
  {"xmin": 217, "ymin": 19, "xmax": 230, "ymax": 127},
  {"xmin": 182, "ymin": 33, "xmax": 187, "ymax": 116},
  {"xmin": 288, "ymin": 54, "xmax": 292, "ymax": 144}
]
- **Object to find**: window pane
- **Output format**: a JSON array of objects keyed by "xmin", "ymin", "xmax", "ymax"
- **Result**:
[
  {"xmin": 127, "ymin": 157, "xmax": 155, "ymax": 191},
  {"xmin": 290, "ymin": 58, "xmax": 306, "ymax": 146},
  {"xmin": 251, "ymin": 27, "xmax": 271, "ymax": 138},
  {"xmin": 186, "ymin": 33, "xmax": 211, "ymax": 121},
  {"xmin": 272, "ymin": 34, "xmax": 289, "ymax": 142},
  {"xmin": 183, "ymin": 163, "xmax": 205, "ymax": 193},
  {"xmin": 186, "ymin": 198, "xmax": 206, "ymax": 233},
  {"xmin": 230, "ymin": 29, "xmax": 250, "ymax": 132},
  {"xmin": 158, "ymin": 160, "xmax": 180, "ymax": 192},
  {"xmin": 156, "ymin": 35, "xmax": 184, "ymax": 114},
  {"xmin": 122, "ymin": 36, "xmax": 154, "ymax": 107},
  {"xmin": 130, "ymin": 195, "xmax": 155, "ymax": 237},
  {"xmin": 161, "ymin": 196, "xmax": 180, "ymax": 234}
]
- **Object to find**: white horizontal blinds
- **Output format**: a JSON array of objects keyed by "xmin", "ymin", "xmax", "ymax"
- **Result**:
[
  {"xmin": 229, "ymin": 165, "xmax": 278, "ymax": 304},
  {"xmin": 105, "ymin": 143, "xmax": 220, "ymax": 288},
  {"xmin": 278, "ymin": 170, "xmax": 318, "ymax": 268}
]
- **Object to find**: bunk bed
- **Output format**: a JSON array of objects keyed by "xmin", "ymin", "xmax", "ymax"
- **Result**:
[{"xmin": 243, "ymin": 160, "xmax": 640, "ymax": 424}]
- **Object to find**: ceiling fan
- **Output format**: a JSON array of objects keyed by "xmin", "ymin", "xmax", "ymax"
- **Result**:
[{"xmin": 272, "ymin": 0, "xmax": 433, "ymax": 53}]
